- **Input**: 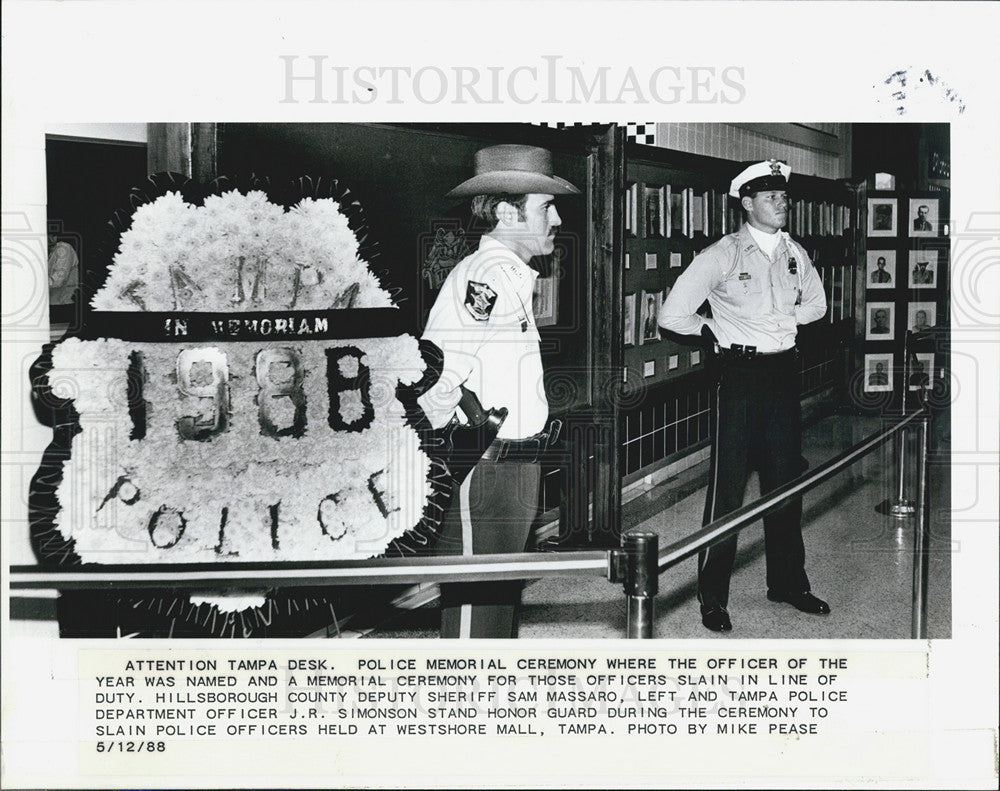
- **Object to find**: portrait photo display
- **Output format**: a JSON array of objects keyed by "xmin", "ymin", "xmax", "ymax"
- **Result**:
[
  {"xmin": 866, "ymin": 302, "xmax": 895, "ymax": 340},
  {"xmin": 867, "ymin": 198, "xmax": 897, "ymax": 237},
  {"xmin": 864, "ymin": 353, "xmax": 894, "ymax": 393},
  {"xmin": 908, "ymin": 198, "xmax": 939, "ymax": 237},
  {"xmin": 866, "ymin": 250, "xmax": 896, "ymax": 290},
  {"xmin": 908, "ymin": 249, "xmax": 939, "ymax": 289}
]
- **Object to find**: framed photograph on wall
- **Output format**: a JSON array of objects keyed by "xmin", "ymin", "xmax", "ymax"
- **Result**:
[
  {"xmin": 908, "ymin": 352, "xmax": 934, "ymax": 391},
  {"xmin": 670, "ymin": 187, "xmax": 688, "ymax": 236},
  {"xmin": 638, "ymin": 289, "xmax": 661, "ymax": 345},
  {"xmin": 866, "ymin": 250, "xmax": 896, "ymax": 289},
  {"xmin": 867, "ymin": 197, "xmax": 897, "ymax": 237},
  {"xmin": 691, "ymin": 190, "xmax": 706, "ymax": 235},
  {"xmin": 907, "ymin": 301, "xmax": 936, "ymax": 333},
  {"xmin": 623, "ymin": 292, "xmax": 636, "ymax": 347},
  {"xmin": 533, "ymin": 275, "xmax": 558, "ymax": 327},
  {"xmin": 908, "ymin": 249, "xmax": 938, "ymax": 289},
  {"xmin": 625, "ymin": 182, "xmax": 638, "ymax": 237},
  {"xmin": 908, "ymin": 198, "xmax": 939, "ymax": 237},
  {"xmin": 644, "ymin": 185, "xmax": 665, "ymax": 238},
  {"xmin": 866, "ymin": 301, "xmax": 895, "ymax": 340},
  {"xmin": 864, "ymin": 352, "xmax": 894, "ymax": 393},
  {"xmin": 684, "ymin": 187, "xmax": 696, "ymax": 238}
]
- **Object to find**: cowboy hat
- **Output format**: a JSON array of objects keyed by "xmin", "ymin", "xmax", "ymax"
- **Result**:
[{"xmin": 447, "ymin": 144, "xmax": 580, "ymax": 197}]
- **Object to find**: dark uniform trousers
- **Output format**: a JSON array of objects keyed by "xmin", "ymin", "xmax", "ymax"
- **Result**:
[
  {"xmin": 439, "ymin": 460, "xmax": 541, "ymax": 638},
  {"xmin": 698, "ymin": 349, "xmax": 809, "ymax": 610}
]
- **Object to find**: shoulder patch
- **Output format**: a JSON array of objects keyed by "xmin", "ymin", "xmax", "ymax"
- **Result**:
[{"xmin": 464, "ymin": 280, "xmax": 498, "ymax": 321}]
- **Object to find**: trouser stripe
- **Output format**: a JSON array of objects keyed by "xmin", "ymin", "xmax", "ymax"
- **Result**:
[
  {"xmin": 698, "ymin": 380, "xmax": 723, "ymax": 605},
  {"xmin": 458, "ymin": 471, "xmax": 474, "ymax": 638}
]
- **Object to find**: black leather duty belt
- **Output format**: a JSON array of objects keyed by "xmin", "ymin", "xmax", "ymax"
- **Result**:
[
  {"xmin": 718, "ymin": 345, "xmax": 797, "ymax": 362},
  {"xmin": 480, "ymin": 419, "xmax": 562, "ymax": 463}
]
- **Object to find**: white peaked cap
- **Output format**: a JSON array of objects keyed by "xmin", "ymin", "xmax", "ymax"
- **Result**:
[{"xmin": 729, "ymin": 159, "xmax": 792, "ymax": 198}]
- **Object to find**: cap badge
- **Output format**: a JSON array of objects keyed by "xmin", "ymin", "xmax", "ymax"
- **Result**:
[{"xmin": 769, "ymin": 159, "xmax": 783, "ymax": 176}]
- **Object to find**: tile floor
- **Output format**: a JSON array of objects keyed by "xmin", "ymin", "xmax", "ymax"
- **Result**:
[{"xmin": 364, "ymin": 411, "xmax": 952, "ymax": 640}]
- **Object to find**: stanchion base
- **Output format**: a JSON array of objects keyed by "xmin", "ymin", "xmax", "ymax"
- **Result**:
[{"xmin": 875, "ymin": 499, "xmax": 916, "ymax": 519}]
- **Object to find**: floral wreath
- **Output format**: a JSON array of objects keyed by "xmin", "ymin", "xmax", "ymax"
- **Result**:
[{"xmin": 29, "ymin": 173, "xmax": 450, "ymax": 637}]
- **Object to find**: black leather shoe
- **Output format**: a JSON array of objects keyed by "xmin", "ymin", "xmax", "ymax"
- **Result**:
[
  {"xmin": 701, "ymin": 606, "xmax": 733, "ymax": 632},
  {"xmin": 767, "ymin": 590, "xmax": 831, "ymax": 615}
]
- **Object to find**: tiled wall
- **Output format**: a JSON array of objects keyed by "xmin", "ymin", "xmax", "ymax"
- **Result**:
[{"xmin": 655, "ymin": 124, "xmax": 849, "ymax": 180}]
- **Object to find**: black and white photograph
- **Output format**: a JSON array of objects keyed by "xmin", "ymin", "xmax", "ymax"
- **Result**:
[
  {"xmin": 867, "ymin": 250, "xmax": 896, "ymax": 289},
  {"xmin": 638, "ymin": 289, "xmax": 661, "ymax": 344},
  {"xmin": 908, "ymin": 249, "xmax": 939, "ymax": 289},
  {"xmin": 623, "ymin": 292, "xmax": 636, "ymax": 347},
  {"xmin": 908, "ymin": 197, "xmax": 939, "ymax": 237},
  {"xmin": 532, "ymin": 275, "xmax": 558, "ymax": 327},
  {"xmin": 864, "ymin": 352, "xmax": 894, "ymax": 392},
  {"xmin": 867, "ymin": 197, "xmax": 897, "ymax": 237},
  {"xmin": 644, "ymin": 184, "xmax": 665, "ymax": 237},
  {"xmin": 691, "ymin": 189, "xmax": 707, "ymax": 235},
  {"xmin": 866, "ymin": 301, "xmax": 895, "ymax": 339},
  {"xmin": 670, "ymin": 185, "xmax": 688, "ymax": 236},
  {"xmin": 3, "ymin": 4, "xmax": 997, "ymax": 782},
  {"xmin": 908, "ymin": 352, "xmax": 934, "ymax": 390},
  {"xmin": 908, "ymin": 301, "xmax": 937, "ymax": 333}
]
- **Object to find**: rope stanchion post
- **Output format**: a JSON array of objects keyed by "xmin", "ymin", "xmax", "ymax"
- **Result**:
[
  {"xmin": 620, "ymin": 532, "xmax": 659, "ymax": 639},
  {"xmin": 880, "ymin": 330, "xmax": 916, "ymax": 519},
  {"xmin": 911, "ymin": 412, "xmax": 932, "ymax": 639}
]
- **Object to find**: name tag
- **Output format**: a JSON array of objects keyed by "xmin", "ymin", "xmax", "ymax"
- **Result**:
[{"xmin": 739, "ymin": 272, "xmax": 751, "ymax": 281}]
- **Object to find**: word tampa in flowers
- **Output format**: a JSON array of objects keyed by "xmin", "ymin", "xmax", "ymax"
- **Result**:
[{"xmin": 93, "ymin": 190, "xmax": 392, "ymax": 312}]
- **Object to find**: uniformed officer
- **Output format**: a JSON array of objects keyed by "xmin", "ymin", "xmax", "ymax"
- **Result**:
[
  {"xmin": 419, "ymin": 144, "xmax": 578, "ymax": 638},
  {"xmin": 658, "ymin": 159, "xmax": 829, "ymax": 632},
  {"xmin": 871, "ymin": 256, "xmax": 892, "ymax": 284}
]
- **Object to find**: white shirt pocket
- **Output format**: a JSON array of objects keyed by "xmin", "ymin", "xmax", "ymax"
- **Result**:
[{"xmin": 723, "ymin": 276, "xmax": 763, "ymax": 316}]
